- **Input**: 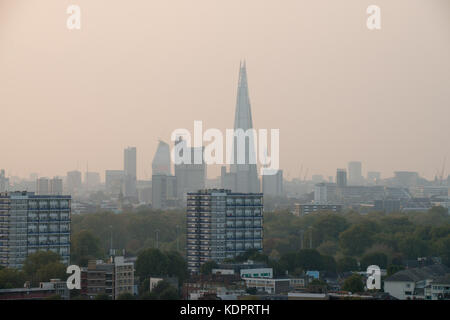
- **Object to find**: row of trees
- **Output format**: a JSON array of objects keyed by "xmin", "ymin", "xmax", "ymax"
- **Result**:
[
  {"xmin": 71, "ymin": 208, "xmax": 185, "ymax": 258},
  {"xmin": 135, "ymin": 248, "xmax": 187, "ymax": 299},
  {"xmin": 264, "ymin": 207, "xmax": 450, "ymax": 268},
  {"xmin": 71, "ymin": 205, "xmax": 450, "ymax": 273},
  {"xmin": 0, "ymin": 251, "xmax": 67, "ymax": 289}
]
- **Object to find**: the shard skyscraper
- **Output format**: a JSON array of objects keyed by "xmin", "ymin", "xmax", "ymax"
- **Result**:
[{"xmin": 221, "ymin": 62, "xmax": 260, "ymax": 193}]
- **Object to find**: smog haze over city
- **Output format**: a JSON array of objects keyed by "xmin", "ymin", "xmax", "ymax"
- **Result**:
[
  {"xmin": 1, "ymin": 0, "xmax": 449, "ymax": 181},
  {"xmin": 1, "ymin": 0, "xmax": 450, "ymax": 310}
]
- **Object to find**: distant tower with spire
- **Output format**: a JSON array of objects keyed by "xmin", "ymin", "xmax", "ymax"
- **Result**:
[{"xmin": 221, "ymin": 61, "xmax": 260, "ymax": 193}]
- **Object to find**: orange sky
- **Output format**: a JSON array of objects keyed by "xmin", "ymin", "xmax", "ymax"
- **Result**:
[{"xmin": 0, "ymin": 0, "xmax": 449, "ymax": 181}]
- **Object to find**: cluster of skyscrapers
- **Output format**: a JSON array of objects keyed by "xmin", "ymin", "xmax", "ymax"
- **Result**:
[
  {"xmin": 151, "ymin": 62, "xmax": 282, "ymax": 211},
  {"xmin": 150, "ymin": 62, "xmax": 272, "ymax": 272}
]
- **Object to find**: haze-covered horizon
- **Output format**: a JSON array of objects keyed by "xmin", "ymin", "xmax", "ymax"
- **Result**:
[{"xmin": 1, "ymin": 0, "xmax": 449, "ymax": 181}]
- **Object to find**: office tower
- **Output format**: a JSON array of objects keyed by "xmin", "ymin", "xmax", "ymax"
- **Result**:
[
  {"xmin": 0, "ymin": 191, "xmax": 71, "ymax": 269},
  {"xmin": 174, "ymin": 137, "xmax": 206, "ymax": 201},
  {"xmin": 314, "ymin": 183, "xmax": 328, "ymax": 204},
  {"xmin": 124, "ymin": 147, "xmax": 137, "ymax": 198},
  {"xmin": 186, "ymin": 189, "xmax": 263, "ymax": 273},
  {"xmin": 85, "ymin": 172, "xmax": 101, "ymax": 191},
  {"xmin": 221, "ymin": 62, "xmax": 260, "ymax": 193},
  {"xmin": 152, "ymin": 175, "xmax": 167, "ymax": 210},
  {"xmin": 137, "ymin": 180, "xmax": 152, "ymax": 204},
  {"xmin": 262, "ymin": 169, "xmax": 283, "ymax": 197},
  {"xmin": 152, "ymin": 141, "xmax": 171, "ymax": 176},
  {"xmin": 66, "ymin": 170, "xmax": 82, "ymax": 195},
  {"xmin": 151, "ymin": 140, "xmax": 177, "ymax": 209},
  {"xmin": 152, "ymin": 174, "xmax": 178, "ymax": 209},
  {"xmin": 105, "ymin": 170, "xmax": 124, "ymax": 196},
  {"xmin": 0, "ymin": 170, "xmax": 9, "ymax": 192},
  {"xmin": 348, "ymin": 161, "xmax": 363, "ymax": 186},
  {"xmin": 336, "ymin": 169, "xmax": 347, "ymax": 187},
  {"xmin": 50, "ymin": 177, "xmax": 63, "ymax": 195},
  {"xmin": 151, "ymin": 174, "xmax": 177, "ymax": 210},
  {"xmin": 36, "ymin": 177, "xmax": 50, "ymax": 195}
]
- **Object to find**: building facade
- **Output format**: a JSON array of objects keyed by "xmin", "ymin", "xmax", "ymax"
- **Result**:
[
  {"xmin": 152, "ymin": 174, "xmax": 177, "ymax": 209},
  {"xmin": 348, "ymin": 161, "xmax": 363, "ymax": 186},
  {"xmin": 152, "ymin": 140, "xmax": 171, "ymax": 176},
  {"xmin": 0, "ymin": 170, "xmax": 9, "ymax": 192},
  {"xmin": 0, "ymin": 279, "xmax": 69, "ymax": 300},
  {"xmin": 0, "ymin": 191, "xmax": 71, "ymax": 269},
  {"xmin": 113, "ymin": 256, "xmax": 135, "ymax": 299},
  {"xmin": 294, "ymin": 203, "xmax": 343, "ymax": 217},
  {"xmin": 336, "ymin": 169, "xmax": 347, "ymax": 187},
  {"xmin": 66, "ymin": 170, "xmax": 82, "ymax": 195},
  {"xmin": 124, "ymin": 147, "xmax": 137, "ymax": 198},
  {"xmin": 105, "ymin": 170, "xmax": 124, "ymax": 196},
  {"xmin": 262, "ymin": 169, "xmax": 283, "ymax": 197},
  {"xmin": 186, "ymin": 189, "xmax": 263, "ymax": 273},
  {"xmin": 49, "ymin": 178, "xmax": 63, "ymax": 196},
  {"xmin": 80, "ymin": 256, "xmax": 135, "ymax": 300},
  {"xmin": 221, "ymin": 62, "xmax": 260, "ymax": 194},
  {"xmin": 174, "ymin": 137, "xmax": 206, "ymax": 202}
]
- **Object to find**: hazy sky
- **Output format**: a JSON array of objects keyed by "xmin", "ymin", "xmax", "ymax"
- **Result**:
[{"xmin": 0, "ymin": 0, "xmax": 449, "ymax": 181}]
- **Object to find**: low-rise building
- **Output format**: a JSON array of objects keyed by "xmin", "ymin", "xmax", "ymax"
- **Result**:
[
  {"xmin": 384, "ymin": 264, "xmax": 450, "ymax": 300},
  {"xmin": 243, "ymin": 278, "xmax": 290, "ymax": 295},
  {"xmin": 0, "ymin": 279, "xmax": 69, "ymax": 300},
  {"xmin": 424, "ymin": 276, "xmax": 450, "ymax": 300},
  {"xmin": 294, "ymin": 203, "xmax": 342, "ymax": 216},
  {"xmin": 182, "ymin": 273, "xmax": 243, "ymax": 300},
  {"xmin": 81, "ymin": 256, "xmax": 135, "ymax": 300},
  {"xmin": 114, "ymin": 256, "xmax": 135, "ymax": 299}
]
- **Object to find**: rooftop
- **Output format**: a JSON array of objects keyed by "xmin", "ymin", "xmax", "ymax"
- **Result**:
[{"xmin": 385, "ymin": 264, "xmax": 450, "ymax": 283}]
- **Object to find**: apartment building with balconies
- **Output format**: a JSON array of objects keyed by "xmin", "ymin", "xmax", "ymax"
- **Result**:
[
  {"xmin": 0, "ymin": 191, "xmax": 71, "ymax": 269},
  {"xmin": 186, "ymin": 189, "xmax": 263, "ymax": 274}
]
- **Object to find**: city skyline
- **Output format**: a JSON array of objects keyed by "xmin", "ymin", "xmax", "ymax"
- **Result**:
[
  {"xmin": 1, "ymin": 0, "xmax": 449, "ymax": 181},
  {"xmin": 1, "ymin": 0, "xmax": 450, "ymax": 307}
]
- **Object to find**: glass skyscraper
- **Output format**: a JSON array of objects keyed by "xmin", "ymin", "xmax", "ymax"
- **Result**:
[{"xmin": 221, "ymin": 62, "xmax": 260, "ymax": 193}]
